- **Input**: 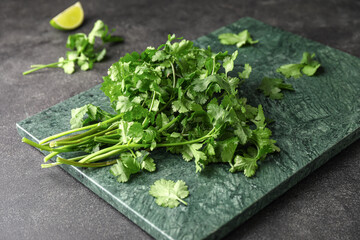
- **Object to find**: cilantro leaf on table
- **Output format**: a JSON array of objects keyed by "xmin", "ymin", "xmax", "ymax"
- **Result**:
[
  {"xmin": 300, "ymin": 52, "xmax": 321, "ymax": 76},
  {"xmin": 149, "ymin": 179, "xmax": 189, "ymax": 208},
  {"xmin": 23, "ymin": 20, "xmax": 123, "ymax": 75},
  {"xmin": 218, "ymin": 30, "xmax": 258, "ymax": 48},
  {"xmin": 277, "ymin": 52, "xmax": 321, "ymax": 78},
  {"xmin": 238, "ymin": 63, "xmax": 252, "ymax": 79},
  {"xmin": 258, "ymin": 77, "xmax": 294, "ymax": 100}
]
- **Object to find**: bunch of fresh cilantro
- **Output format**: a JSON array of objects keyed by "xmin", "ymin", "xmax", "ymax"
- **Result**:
[
  {"xmin": 23, "ymin": 20, "xmax": 123, "ymax": 75},
  {"xmin": 22, "ymin": 34, "xmax": 280, "ymax": 184}
]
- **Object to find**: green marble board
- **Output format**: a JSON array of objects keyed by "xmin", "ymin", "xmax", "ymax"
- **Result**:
[{"xmin": 16, "ymin": 17, "xmax": 360, "ymax": 240}]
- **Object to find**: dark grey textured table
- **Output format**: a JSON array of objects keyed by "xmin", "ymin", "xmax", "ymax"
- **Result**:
[{"xmin": 1, "ymin": 0, "xmax": 359, "ymax": 239}]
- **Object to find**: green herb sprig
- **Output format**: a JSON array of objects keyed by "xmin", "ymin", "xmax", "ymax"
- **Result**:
[{"xmin": 23, "ymin": 20, "xmax": 123, "ymax": 75}]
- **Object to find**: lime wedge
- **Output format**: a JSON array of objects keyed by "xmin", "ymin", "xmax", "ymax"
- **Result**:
[{"xmin": 50, "ymin": 2, "xmax": 84, "ymax": 30}]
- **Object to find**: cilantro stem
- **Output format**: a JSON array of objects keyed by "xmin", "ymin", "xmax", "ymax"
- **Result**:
[
  {"xmin": 22, "ymin": 137, "xmax": 53, "ymax": 151},
  {"xmin": 39, "ymin": 114, "xmax": 123, "ymax": 144},
  {"xmin": 79, "ymin": 143, "xmax": 150, "ymax": 163},
  {"xmin": 211, "ymin": 56, "xmax": 215, "ymax": 75},
  {"xmin": 149, "ymin": 91, "xmax": 157, "ymax": 112},
  {"xmin": 142, "ymin": 91, "xmax": 156, "ymax": 126},
  {"xmin": 94, "ymin": 136, "xmax": 120, "ymax": 144},
  {"xmin": 44, "ymin": 151, "xmax": 58, "ymax": 162},
  {"xmin": 170, "ymin": 60, "xmax": 176, "ymax": 88},
  {"xmin": 89, "ymin": 127, "xmax": 217, "ymax": 164},
  {"xmin": 156, "ymin": 129, "xmax": 215, "ymax": 147},
  {"xmin": 57, "ymin": 157, "xmax": 117, "ymax": 168},
  {"xmin": 41, "ymin": 162, "xmax": 62, "ymax": 168},
  {"xmin": 158, "ymin": 114, "xmax": 183, "ymax": 133},
  {"xmin": 176, "ymin": 196, "xmax": 188, "ymax": 205},
  {"xmin": 79, "ymin": 149, "xmax": 124, "ymax": 163},
  {"xmin": 23, "ymin": 62, "xmax": 60, "ymax": 75},
  {"xmin": 51, "ymin": 123, "xmax": 118, "ymax": 147}
]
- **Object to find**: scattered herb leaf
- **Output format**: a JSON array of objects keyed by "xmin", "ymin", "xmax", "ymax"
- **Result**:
[
  {"xmin": 277, "ymin": 52, "xmax": 321, "ymax": 78},
  {"xmin": 149, "ymin": 179, "xmax": 189, "ymax": 208},
  {"xmin": 218, "ymin": 30, "xmax": 258, "ymax": 48},
  {"xmin": 258, "ymin": 77, "xmax": 294, "ymax": 99}
]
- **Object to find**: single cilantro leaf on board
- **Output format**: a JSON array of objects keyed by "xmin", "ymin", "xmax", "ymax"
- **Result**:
[
  {"xmin": 258, "ymin": 77, "xmax": 294, "ymax": 100},
  {"xmin": 300, "ymin": 52, "xmax": 321, "ymax": 76},
  {"xmin": 277, "ymin": 52, "xmax": 321, "ymax": 78},
  {"xmin": 149, "ymin": 179, "xmax": 189, "ymax": 208},
  {"xmin": 276, "ymin": 63, "xmax": 303, "ymax": 78},
  {"xmin": 218, "ymin": 30, "xmax": 258, "ymax": 48},
  {"xmin": 238, "ymin": 63, "xmax": 252, "ymax": 79}
]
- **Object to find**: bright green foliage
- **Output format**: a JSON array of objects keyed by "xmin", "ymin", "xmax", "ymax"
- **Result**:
[
  {"xmin": 277, "ymin": 52, "xmax": 321, "ymax": 78},
  {"xmin": 218, "ymin": 30, "xmax": 258, "ymax": 48},
  {"xmin": 238, "ymin": 63, "xmax": 252, "ymax": 79},
  {"xmin": 26, "ymin": 35, "xmax": 279, "ymax": 183},
  {"xmin": 23, "ymin": 20, "xmax": 123, "ymax": 75},
  {"xmin": 149, "ymin": 179, "xmax": 189, "ymax": 208},
  {"xmin": 229, "ymin": 105, "xmax": 280, "ymax": 177},
  {"xmin": 70, "ymin": 104, "xmax": 114, "ymax": 129},
  {"xmin": 110, "ymin": 151, "xmax": 156, "ymax": 183},
  {"xmin": 258, "ymin": 77, "xmax": 294, "ymax": 100}
]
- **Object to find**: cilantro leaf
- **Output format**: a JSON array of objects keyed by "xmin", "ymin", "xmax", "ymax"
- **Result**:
[
  {"xmin": 149, "ymin": 179, "xmax": 189, "ymax": 208},
  {"xmin": 231, "ymin": 155, "xmax": 258, "ymax": 177},
  {"xmin": 109, "ymin": 160, "xmax": 132, "ymax": 183},
  {"xmin": 218, "ymin": 30, "xmax": 258, "ymax": 48},
  {"xmin": 238, "ymin": 63, "xmax": 252, "ymax": 79},
  {"xmin": 258, "ymin": 77, "xmax": 294, "ymax": 100},
  {"xmin": 70, "ymin": 104, "xmax": 113, "ymax": 129},
  {"xmin": 58, "ymin": 57, "xmax": 75, "ymax": 74},
  {"xmin": 277, "ymin": 52, "xmax": 321, "ymax": 78},
  {"xmin": 182, "ymin": 143, "xmax": 207, "ymax": 172},
  {"xmin": 301, "ymin": 52, "xmax": 321, "ymax": 76},
  {"xmin": 223, "ymin": 50, "xmax": 238, "ymax": 75},
  {"xmin": 276, "ymin": 63, "xmax": 303, "ymax": 78},
  {"xmin": 110, "ymin": 151, "xmax": 156, "ymax": 183}
]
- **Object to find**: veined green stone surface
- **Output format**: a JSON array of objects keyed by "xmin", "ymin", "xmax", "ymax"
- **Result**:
[{"xmin": 16, "ymin": 17, "xmax": 360, "ymax": 240}]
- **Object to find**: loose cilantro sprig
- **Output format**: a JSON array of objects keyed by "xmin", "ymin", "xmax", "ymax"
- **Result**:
[
  {"xmin": 218, "ymin": 30, "xmax": 258, "ymax": 48},
  {"xmin": 149, "ymin": 179, "xmax": 189, "ymax": 208},
  {"xmin": 277, "ymin": 52, "xmax": 321, "ymax": 78},
  {"xmin": 258, "ymin": 77, "xmax": 294, "ymax": 100},
  {"xmin": 23, "ymin": 20, "xmax": 123, "ymax": 75},
  {"xmin": 22, "ymin": 34, "xmax": 279, "ymax": 182}
]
